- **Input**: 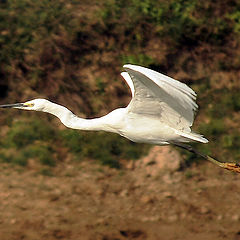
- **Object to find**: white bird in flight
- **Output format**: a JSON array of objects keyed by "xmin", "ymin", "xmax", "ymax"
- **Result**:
[{"xmin": 0, "ymin": 64, "xmax": 239, "ymax": 173}]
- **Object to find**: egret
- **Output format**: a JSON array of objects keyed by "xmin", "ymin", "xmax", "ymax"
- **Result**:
[{"xmin": 0, "ymin": 64, "xmax": 239, "ymax": 173}]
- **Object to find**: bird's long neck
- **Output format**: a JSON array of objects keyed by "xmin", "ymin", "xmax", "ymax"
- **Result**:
[{"xmin": 43, "ymin": 102, "xmax": 118, "ymax": 132}]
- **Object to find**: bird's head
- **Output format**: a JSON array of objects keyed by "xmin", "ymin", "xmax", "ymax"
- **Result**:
[{"xmin": 0, "ymin": 98, "xmax": 50, "ymax": 111}]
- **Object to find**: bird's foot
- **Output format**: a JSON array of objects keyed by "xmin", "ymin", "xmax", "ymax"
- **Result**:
[
  {"xmin": 222, "ymin": 162, "xmax": 240, "ymax": 173},
  {"xmin": 206, "ymin": 156, "xmax": 240, "ymax": 173}
]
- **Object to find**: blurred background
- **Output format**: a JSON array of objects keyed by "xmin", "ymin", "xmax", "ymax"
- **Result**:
[{"xmin": 0, "ymin": 0, "xmax": 240, "ymax": 239}]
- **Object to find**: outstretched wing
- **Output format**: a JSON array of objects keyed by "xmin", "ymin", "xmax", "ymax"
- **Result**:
[{"xmin": 122, "ymin": 64, "xmax": 198, "ymax": 132}]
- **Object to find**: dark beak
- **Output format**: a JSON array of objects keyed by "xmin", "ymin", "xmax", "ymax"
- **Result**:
[{"xmin": 0, "ymin": 103, "xmax": 25, "ymax": 108}]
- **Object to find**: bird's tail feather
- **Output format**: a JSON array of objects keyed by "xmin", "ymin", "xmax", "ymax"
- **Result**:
[{"xmin": 174, "ymin": 130, "xmax": 208, "ymax": 143}]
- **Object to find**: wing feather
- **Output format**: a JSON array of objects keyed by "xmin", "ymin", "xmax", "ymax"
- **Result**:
[
  {"xmin": 121, "ymin": 72, "xmax": 134, "ymax": 97},
  {"xmin": 122, "ymin": 64, "xmax": 198, "ymax": 131}
]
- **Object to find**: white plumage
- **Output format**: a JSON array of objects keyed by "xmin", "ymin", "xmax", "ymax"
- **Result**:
[
  {"xmin": 121, "ymin": 64, "xmax": 207, "ymax": 144},
  {"xmin": 3, "ymin": 65, "xmax": 240, "ymax": 174},
  {"xmin": 0, "ymin": 64, "xmax": 208, "ymax": 145}
]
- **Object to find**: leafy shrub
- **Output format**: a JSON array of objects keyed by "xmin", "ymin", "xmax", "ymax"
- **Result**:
[
  {"xmin": 0, "ymin": 0, "xmax": 73, "ymax": 64},
  {"xmin": 0, "ymin": 118, "xmax": 56, "ymax": 166},
  {"xmin": 99, "ymin": 0, "xmax": 233, "ymax": 48},
  {"xmin": 227, "ymin": 6, "xmax": 240, "ymax": 34},
  {"xmin": 61, "ymin": 130, "xmax": 150, "ymax": 168},
  {"xmin": 23, "ymin": 144, "xmax": 56, "ymax": 166},
  {"xmin": 5, "ymin": 119, "xmax": 56, "ymax": 149},
  {"xmin": 199, "ymin": 119, "xmax": 225, "ymax": 138},
  {"xmin": 205, "ymin": 89, "xmax": 240, "ymax": 118},
  {"xmin": 0, "ymin": 117, "xmax": 150, "ymax": 168}
]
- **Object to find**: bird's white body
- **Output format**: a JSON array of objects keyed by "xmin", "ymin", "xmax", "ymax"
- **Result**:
[
  {"xmin": 0, "ymin": 64, "xmax": 208, "ymax": 145},
  {"xmin": 5, "ymin": 65, "xmax": 240, "ymax": 173},
  {"xmin": 38, "ymin": 103, "xmax": 197, "ymax": 145}
]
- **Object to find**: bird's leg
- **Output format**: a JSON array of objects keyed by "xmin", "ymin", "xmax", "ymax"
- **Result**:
[{"xmin": 172, "ymin": 143, "xmax": 240, "ymax": 173}]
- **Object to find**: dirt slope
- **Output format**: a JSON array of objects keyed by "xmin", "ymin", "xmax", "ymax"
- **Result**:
[{"xmin": 0, "ymin": 146, "xmax": 239, "ymax": 240}]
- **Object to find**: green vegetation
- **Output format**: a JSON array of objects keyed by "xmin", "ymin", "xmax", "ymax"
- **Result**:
[
  {"xmin": 0, "ymin": 117, "xmax": 150, "ymax": 168},
  {"xmin": 100, "ymin": 0, "xmax": 233, "ymax": 50},
  {"xmin": 61, "ymin": 130, "xmax": 150, "ymax": 168},
  {"xmin": 0, "ymin": 118, "xmax": 56, "ymax": 166},
  {"xmin": 0, "ymin": 0, "xmax": 240, "ymax": 169},
  {"xmin": 0, "ymin": 0, "xmax": 73, "ymax": 63}
]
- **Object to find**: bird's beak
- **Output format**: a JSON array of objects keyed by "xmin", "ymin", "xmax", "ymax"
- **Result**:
[{"xmin": 0, "ymin": 102, "xmax": 33, "ymax": 109}]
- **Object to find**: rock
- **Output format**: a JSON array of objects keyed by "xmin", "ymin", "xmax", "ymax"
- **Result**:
[{"xmin": 136, "ymin": 146, "xmax": 181, "ymax": 176}]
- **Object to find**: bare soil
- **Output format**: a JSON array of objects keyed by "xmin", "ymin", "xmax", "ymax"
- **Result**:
[{"xmin": 0, "ymin": 146, "xmax": 239, "ymax": 240}]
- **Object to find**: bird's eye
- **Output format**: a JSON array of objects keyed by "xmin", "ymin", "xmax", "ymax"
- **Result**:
[{"xmin": 23, "ymin": 103, "xmax": 34, "ymax": 107}]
